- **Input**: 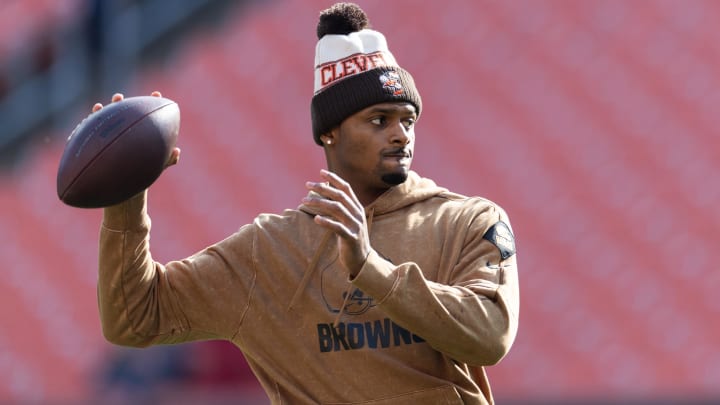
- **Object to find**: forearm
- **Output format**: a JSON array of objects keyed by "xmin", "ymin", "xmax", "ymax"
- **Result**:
[
  {"xmin": 352, "ymin": 250, "xmax": 518, "ymax": 366},
  {"xmin": 97, "ymin": 191, "xmax": 187, "ymax": 347}
]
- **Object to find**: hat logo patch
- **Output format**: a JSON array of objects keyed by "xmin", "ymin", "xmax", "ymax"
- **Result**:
[{"xmin": 379, "ymin": 72, "xmax": 404, "ymax": 95}]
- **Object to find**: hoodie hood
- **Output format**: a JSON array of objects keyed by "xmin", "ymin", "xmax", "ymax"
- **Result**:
[
  {"xmin": 290, "ymin": 170, "xmax": 448, "ymax": 321},
  {"xmin": 299, "ymin": 170, "xmax": 448, "ymax": 217}
]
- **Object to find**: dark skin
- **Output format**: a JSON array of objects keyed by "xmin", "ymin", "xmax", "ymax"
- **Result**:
[
  {"xmin": 308, "ymin": 101, "xmax": 417, "ymax": 277},
  {"xmin": 94, "ymin": 94, "xmax": 417, "ymax": 278}
]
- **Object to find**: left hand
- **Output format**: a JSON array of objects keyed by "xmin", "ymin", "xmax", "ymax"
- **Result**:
[{"xmin": 304, "ymin": 169, "xmax": 371, "ymax": 278}]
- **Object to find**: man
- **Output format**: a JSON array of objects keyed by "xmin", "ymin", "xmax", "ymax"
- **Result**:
[{"xmin": 95, "ymin": 3, "xmax": 519, "ymax": 404}]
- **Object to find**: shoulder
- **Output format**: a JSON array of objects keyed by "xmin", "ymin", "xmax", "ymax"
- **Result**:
[
  {"xmin": 433, "ymin": 190, "xmax": 510, "ymax": 223},
  {"xmin": 251, "ymin": 208, "xmax": 325, "ymax": 245},
  {"xmin": 444, "ymin": 192, "xmax": 516, "ymax": 260},
  {"xmin": 254, "ymin": 208, "xmax": 314, "ymax": 231},
  {"xmin": 432, "ymin": 190, "xmax": 515, "ymax": 250}
]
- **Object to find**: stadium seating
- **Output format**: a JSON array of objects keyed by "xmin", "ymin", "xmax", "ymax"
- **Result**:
[{"xmin": 0, "ymin": 0, "xmax": 718, "ymax": 403}]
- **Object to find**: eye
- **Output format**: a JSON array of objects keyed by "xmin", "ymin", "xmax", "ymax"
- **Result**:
[
  {"xmin": 370, "ymin": 116, "xmax": 385, "ymax": 126},
  {"xmin": 402, "ymin": 118, "xmax": 416, "ymax": 130}
]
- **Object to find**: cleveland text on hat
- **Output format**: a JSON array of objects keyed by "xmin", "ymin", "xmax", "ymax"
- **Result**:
[
  {"xmin": 317, "ymin": 51, "xmax": 390, "ymax": 89},
  {"xmin": 316, "ymin": 51, "xmax": 391, "ymax": 91}
]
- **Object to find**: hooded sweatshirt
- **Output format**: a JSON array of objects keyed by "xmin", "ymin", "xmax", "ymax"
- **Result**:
[{"xmin": 98, "ymin": 171, "xmax": 519, "ymax": 405}]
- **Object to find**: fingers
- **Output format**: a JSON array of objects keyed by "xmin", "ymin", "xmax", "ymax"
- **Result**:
[
  {"xmin": 91, "ymin": 92, "xmax": 122, "ymax": 113},
  {"xmin": 303, "ymin": 184, "xmax": 355, "ymax": 227},
  {"xmin": 311, "ymin": 211, "xmax": 355, "ymax": 240},
  {"xmin": 305, "ymin": 181, "xmax": 353, "ymax": 210},
  {"xmin": 304, "ymin": 170, "xmax": 364, "ymax": 239},
  {"xmin": 304, "ymin": 170, "xmax": 371, "ymax": 277},
  {"xmin": 309, "ymin": 169, "xmax": 361, "ymax": 209},
  {"xmin": 320, "ymin": 169, "xmax": 360, "ymax": 204},
  {"xmin": 91, "ymin": 91, "xmax": 161, "ymax": 113},
  {"xmin": 165, "ymin": 147, "xmax": 181, "ymax": 168}
]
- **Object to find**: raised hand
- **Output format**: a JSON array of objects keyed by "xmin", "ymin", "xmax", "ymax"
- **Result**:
[{"xmin": 304, "ymin": 169, "xmax": 372, "ymax": 278}]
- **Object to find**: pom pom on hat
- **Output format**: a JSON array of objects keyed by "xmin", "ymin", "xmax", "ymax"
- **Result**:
[
  {"xmin": 317, "ymin": 2, "xmax": 369, "ymax": 38},
  {"xmin": 310, "ymin": 2, "xmax": 422, "ymax": 145}
]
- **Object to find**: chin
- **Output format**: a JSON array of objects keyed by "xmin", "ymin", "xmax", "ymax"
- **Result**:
[{"xmin": 381, "ymin": 171, "xmax": 409, "ymax": 186}]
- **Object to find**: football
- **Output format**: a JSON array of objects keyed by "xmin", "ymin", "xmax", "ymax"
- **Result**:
[{"xmin": 56, "ymin": 96, "xmax": 180, "ymax": 208}]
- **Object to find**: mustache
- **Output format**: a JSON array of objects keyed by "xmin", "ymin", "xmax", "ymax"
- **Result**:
[{"xmin": 382, "ymin": 148, "xmax": 412, "ymax": 158}]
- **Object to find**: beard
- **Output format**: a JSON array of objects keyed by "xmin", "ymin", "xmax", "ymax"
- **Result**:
[{"xmin": 381, "ymin": 171, "xmax": 408, "ymax": 186}]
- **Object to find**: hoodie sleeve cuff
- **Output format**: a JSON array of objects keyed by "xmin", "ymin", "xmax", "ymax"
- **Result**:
[
  {"xmin": 351, "ymin": 250, "xmax": 398, "ymax": 304},
  {"xmin": 102, "ymin": 190, "xmax": 150, "ymax": 231}
]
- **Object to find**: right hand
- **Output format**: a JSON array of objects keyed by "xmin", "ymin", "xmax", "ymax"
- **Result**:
[{"xmin": 92, "ymin": 91, "xmax": 181, "ymax": 168}]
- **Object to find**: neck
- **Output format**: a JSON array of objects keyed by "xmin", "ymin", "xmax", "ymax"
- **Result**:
[
  {"xmin": 331, "ymin": 172, "xmax": 389, "ymax": 207},
  {"xmin": 324, "ymin": 160, "xmax": 392, "ymax": 207},
  {"xmin": 356, "ymin": 187, "xmax": 388, "ymax": 207}
]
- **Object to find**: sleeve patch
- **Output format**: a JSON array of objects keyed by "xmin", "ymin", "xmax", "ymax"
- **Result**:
[{"xmin": 483, "ymin": 221, "xmax": 516, "ymax": 260}]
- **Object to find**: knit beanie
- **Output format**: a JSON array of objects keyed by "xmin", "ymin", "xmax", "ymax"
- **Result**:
[{"xmin": 310, "ymin": 2, "xmax": 422, "ymax": 145}]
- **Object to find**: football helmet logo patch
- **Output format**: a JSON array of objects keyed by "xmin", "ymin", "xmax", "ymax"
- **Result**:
[{"xmin": 379, "ymin": 71, "xmax": 404, "ymax": 96}]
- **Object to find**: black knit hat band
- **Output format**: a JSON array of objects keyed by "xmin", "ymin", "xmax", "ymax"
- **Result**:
[{"xmin": 311, "ymin": 67, "xmax": 422, "ymax": 144}]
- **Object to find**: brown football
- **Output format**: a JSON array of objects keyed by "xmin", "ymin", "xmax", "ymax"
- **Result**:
[{"xmin": 56, "ymin": 96, "xmax": 180, "ymax": 208}]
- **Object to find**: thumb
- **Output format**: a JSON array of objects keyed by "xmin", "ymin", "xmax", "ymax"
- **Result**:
[{"xmin": 165, "ymin": 147, "xmax": 181, "ymax": 168}]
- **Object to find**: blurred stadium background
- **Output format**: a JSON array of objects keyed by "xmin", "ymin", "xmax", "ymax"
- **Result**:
[{"xmin": 0, "ymin": 0, "xmax": 718, "ymax": 404}]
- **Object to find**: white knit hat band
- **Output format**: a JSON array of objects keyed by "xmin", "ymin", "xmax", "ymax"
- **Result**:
[{"xmin": 314, "ymin": 29, "xmax": 398, "ymax": 93}]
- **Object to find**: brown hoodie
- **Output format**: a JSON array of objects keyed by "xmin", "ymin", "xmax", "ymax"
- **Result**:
[{"xmin": 98, "ymin": 171, "xmax": 519, "ymax": 404}]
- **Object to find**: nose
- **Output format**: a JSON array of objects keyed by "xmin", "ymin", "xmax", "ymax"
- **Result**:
[{"xmin": 389, "ymin": 121, "xmax": 412, "ymax": 146}]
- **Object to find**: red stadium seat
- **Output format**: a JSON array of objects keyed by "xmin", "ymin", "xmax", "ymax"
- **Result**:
[{"xmin": 1, "ymin": 0, "xmax": 718, "ymax": 403}]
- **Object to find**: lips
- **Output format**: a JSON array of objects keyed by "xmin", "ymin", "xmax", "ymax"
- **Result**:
[{"xmin": 382, "ymin": 148, "xmax": 411, "ymax": 159}]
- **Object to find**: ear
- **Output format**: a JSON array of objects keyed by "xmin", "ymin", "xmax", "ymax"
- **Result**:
[{"xmin": 319, "ymin": 130, "xmax": 336, "ymax": 146}]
